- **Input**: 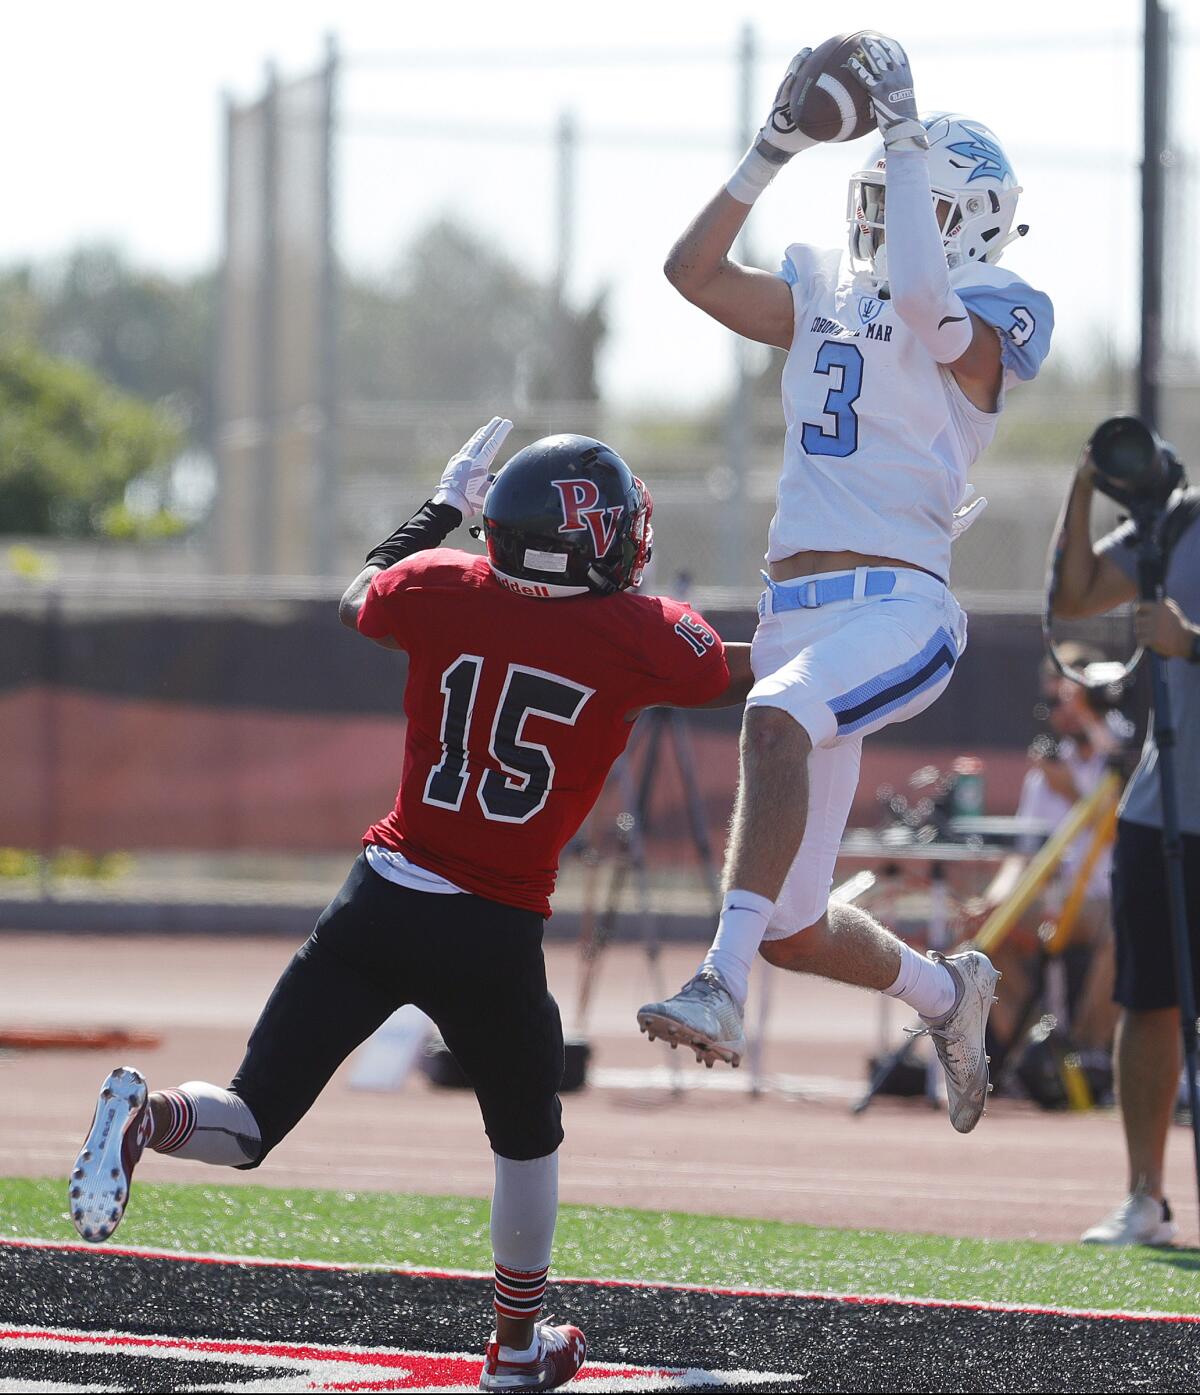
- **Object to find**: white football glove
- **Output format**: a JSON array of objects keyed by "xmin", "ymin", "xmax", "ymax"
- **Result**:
[
  {"xmin": 845, "ymin": 35, "xmax": 927, "ymax": 151},
  {"xmin": 727, "ymin": 49, "xmax": 818, "ymax": 204},
  {"xmin": 431, "ymin": 416, "xmax": 514, "ymax": 520},
  {"xmin": 951, "ymin": 485, "xmax": 988, "ymax": 540}
]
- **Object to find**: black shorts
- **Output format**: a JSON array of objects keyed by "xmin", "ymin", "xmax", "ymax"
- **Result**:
[
  {"xmin": 1111, "ymin": 819, "xmax": 1200, "ymax": 1012},
  {"xmin": 230, "ymin": 854, "xmax": 564, "ymax": 1164}
]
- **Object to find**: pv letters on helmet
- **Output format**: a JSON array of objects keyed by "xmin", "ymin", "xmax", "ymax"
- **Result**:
[{"xmin": 550, "ymin": 478, "xmax": 627, "ymax": 558}]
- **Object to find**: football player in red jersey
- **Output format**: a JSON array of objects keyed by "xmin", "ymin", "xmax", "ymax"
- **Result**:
[{"xmin": 69, "ymin": 419, "xmax": 751, "ymax": 1393}]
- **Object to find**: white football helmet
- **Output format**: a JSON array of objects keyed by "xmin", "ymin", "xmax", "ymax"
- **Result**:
[{"xmin": 847, "ymin": 114, "xmax": 1024, "ymax": 281}]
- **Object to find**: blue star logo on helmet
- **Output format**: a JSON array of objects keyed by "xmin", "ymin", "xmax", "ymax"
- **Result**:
[{"xmin": 945, "ymin": 130, "xmax": 1011, "ymax": 183}]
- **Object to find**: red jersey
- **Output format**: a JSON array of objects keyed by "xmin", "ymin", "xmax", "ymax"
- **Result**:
[{"xmin": 358, "ymin": 549, "xmax": 729, "ymax": 915}]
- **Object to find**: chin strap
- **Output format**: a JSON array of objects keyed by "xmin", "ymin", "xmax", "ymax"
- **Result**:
[
  {"xmin": 585, "ymin": 560, "xmax": 626, "ymax": 596},
  {"xmin": 979, "ymin": 222, "xmax": 1029, "ymax": 265}
]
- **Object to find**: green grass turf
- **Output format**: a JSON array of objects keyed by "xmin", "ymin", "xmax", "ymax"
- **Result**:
[{"xmin": 4, "ymin": 1177, "xmax": 1198, "ymax": 1316}]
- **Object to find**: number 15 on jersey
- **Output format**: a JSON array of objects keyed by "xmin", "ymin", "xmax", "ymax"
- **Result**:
[{"xmin": 425, "ymin": 655, "xmax": 593, "ymax": 824}]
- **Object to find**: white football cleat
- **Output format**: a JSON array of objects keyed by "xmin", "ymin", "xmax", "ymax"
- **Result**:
[
  {"xmin": 479, "ymin": 1321, "xmax": 587, "ymax": 1391},
  {"xmin": 907, "ymin": 950, "xmax": 999, "ymax": 1134},
  {"xmin": 1082, "ymin": 1185, "xmax": 1178, "ymax": 1246},
  {"xmin": 69, "ymin": 1066, "xmax": 151, "ymax": 1243},
  {"xmin": 637, "ymin": 968, "xmax": 747, "ymax": 1068}
]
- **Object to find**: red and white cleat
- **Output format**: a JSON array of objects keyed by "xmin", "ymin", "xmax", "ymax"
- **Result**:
[
  {"xmin": 69, "ymin": 1066, "xmax": 151, "ymax": 1243},
  {"xmin": 479, "ymin": 1321, "xmax": 587, "ymax": 1392}
]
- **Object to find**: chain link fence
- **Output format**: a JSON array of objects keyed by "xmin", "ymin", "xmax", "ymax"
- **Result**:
[{"xmin": 203, "ymin": 25, "xmax": 1200, "ymax": 604}]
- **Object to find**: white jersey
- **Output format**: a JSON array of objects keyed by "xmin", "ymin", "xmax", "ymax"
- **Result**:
[{"xmin": 768, "ymin": 245, "xmax": 1053, "ymax": 580}]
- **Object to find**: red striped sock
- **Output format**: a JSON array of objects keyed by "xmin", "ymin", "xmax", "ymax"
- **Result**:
[
  {"xmin": 493, "ymin": 1262, "xmax": 549, "ymax": 1323},
  {"xmin": 152, "ymin": 1089, "xmax": 198, "ymax": 1154}
]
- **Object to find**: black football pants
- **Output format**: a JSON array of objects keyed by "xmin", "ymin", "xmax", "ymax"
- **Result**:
[{"xmin": 230, "ymin": 853, "xmax": 565, "ymax": 1163}]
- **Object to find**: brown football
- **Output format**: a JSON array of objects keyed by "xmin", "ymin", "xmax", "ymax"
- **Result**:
[{"xmin": 788, "ymin": 32, "xmax": 878, "ymax": 143}]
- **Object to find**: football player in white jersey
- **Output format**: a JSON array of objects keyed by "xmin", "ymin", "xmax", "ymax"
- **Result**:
[{"xmin": 638, "ymin": 35, "xmax": 1053, "ymax": 1133}]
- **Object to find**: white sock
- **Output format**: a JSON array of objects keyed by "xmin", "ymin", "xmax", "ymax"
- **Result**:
[
  {"xmin": 151, "ymin": 1082, "xmax": 261, "ymax": 1165},
  {"xmin": 491, "ymin": 1152, "xmax": 557, "ymax": 1337},
  {"xmin": 701, "ymin": 890, "xmax": 776, "ymax": 1006},
  {"xmin": 884, "ymin": 944, "xmax": 958, "ymax": 1019},
  {"xmin": 490, "ymin": 1153, "xmax": 558, "ymax": 1271}
]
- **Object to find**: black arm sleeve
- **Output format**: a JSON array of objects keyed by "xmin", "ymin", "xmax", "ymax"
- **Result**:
[{"xmin": 365, "ymin": 499, "xmax": 463, "ymax": 570}]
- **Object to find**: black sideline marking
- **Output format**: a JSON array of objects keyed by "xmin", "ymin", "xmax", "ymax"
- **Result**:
[{"xmin": 2, "ymin": 1243, "xmax": 1198, "ymax": 1392}]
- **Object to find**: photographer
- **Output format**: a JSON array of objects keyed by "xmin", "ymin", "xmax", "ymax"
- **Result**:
[{"xmin": 1052, "ymin": 447, "xmax": 1200, "ymax": 1246}]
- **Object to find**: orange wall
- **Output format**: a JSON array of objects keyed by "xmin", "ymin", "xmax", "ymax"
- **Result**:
[{"xmin": 2, "ymin": 687, "xmax": 1031, "ymax": 855}]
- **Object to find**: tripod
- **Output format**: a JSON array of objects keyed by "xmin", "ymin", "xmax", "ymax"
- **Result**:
[
  {"xmin": 987, "ymin": 792, "xmax": 1119, "ymax": 1103},
  {"xmin": 853, "ymin": 773, "xmax": 1123, "ymax": 1115},
  {"xmin": 573, "ymin": 706, "xmax": 721, "ymax": 1068}
]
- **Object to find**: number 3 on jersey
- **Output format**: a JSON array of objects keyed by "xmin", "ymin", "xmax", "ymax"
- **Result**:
[
  {"xmin": 425, "ymin": 656, "xmax": 593, "ymax": 824},
  {"xmin": 801, "ymin": 341, "xmax": 864, "ymax": 459}
]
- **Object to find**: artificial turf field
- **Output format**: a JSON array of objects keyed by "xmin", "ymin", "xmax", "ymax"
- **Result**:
[{"xmin": 3, "ymin": 1179, "xmax": 1199, "ymax": 1391}]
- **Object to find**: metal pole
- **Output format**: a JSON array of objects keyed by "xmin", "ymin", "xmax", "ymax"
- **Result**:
[
  {"xmin": 258, "ymin": 63, "xmax": 280, "ymax": 577},
  {"xmin": 734, "ymin": 23, "xmax": 756, "ymax": 276},
  {"xmin": 314, "ymin": 34, "xmax": 339, "ymax": 577},
  {"xmin": 38, "ymin": 590, "xmax": 62, "ymax": 899},
  {"xmin": 551, "ymin": 109, "xmax": 577, "ymax": 405},
  {"xmin": 554, "ymin": 110, "xmax": 576, "ymax": 307},
  {"xmin": 723, "ymin": 22, "xmax": 756, "ymax": 591},
  {"xmin": 215, "ymin": 90, "xmax": 235, "ymax": 573},
  {"xmin": 1139, "ymin": 0, "xmax": 1169, "ymax": 429}
]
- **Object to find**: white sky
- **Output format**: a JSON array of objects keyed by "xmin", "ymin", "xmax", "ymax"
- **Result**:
[{"xmin": 4, "ymin": 1, "xmax": 1198, "ymax": 407}]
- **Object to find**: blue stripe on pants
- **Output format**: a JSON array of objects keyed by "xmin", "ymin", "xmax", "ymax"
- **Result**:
[{"xmin": 828, "ymin": 626, "xmax": 958, "ymax": 735}]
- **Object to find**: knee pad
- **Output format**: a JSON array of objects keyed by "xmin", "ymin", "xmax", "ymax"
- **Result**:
[{"xmin": 481, "ymin": 1092, "xmax": 564, "ymax": 1163}]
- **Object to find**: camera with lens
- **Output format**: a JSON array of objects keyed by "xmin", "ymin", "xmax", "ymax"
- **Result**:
[
  {"xmin": 1046, "ymin": 415, "xmax": 1189, "ymax": 693},
  {"xmin": 1087, "ymin": 414, "xmax": 1184, "ymax": 517}
]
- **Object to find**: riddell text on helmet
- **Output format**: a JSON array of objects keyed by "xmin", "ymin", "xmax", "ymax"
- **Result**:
[{"xmin": 494, "ymin": 574, "xmax": 554, "ymax": 598}]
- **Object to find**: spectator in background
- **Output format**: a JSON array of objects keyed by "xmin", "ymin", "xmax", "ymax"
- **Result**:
[
  {"xmin": 1052, "ymin": 449, "xmax": 1200, "ymax": 1247},
  {"xmin": 972, "ymin": 645, "xmax": 1121, "ymax": 1060}
]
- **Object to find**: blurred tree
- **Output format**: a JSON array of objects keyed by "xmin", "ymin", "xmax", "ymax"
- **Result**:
[
  {"xmin": 0, "ymin": 247, "xmax": 214, "ymax": 445},
  {"xmin": 340, "ymin": 219, "xmax": 606, "ymax": 404},
  {"xmin": 0, "ymin": 345, "xmax": 182, "ymax": 537},
  {"xmin": 1, "ymin": 222, "xmax": 604, "ymax": 437}
]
